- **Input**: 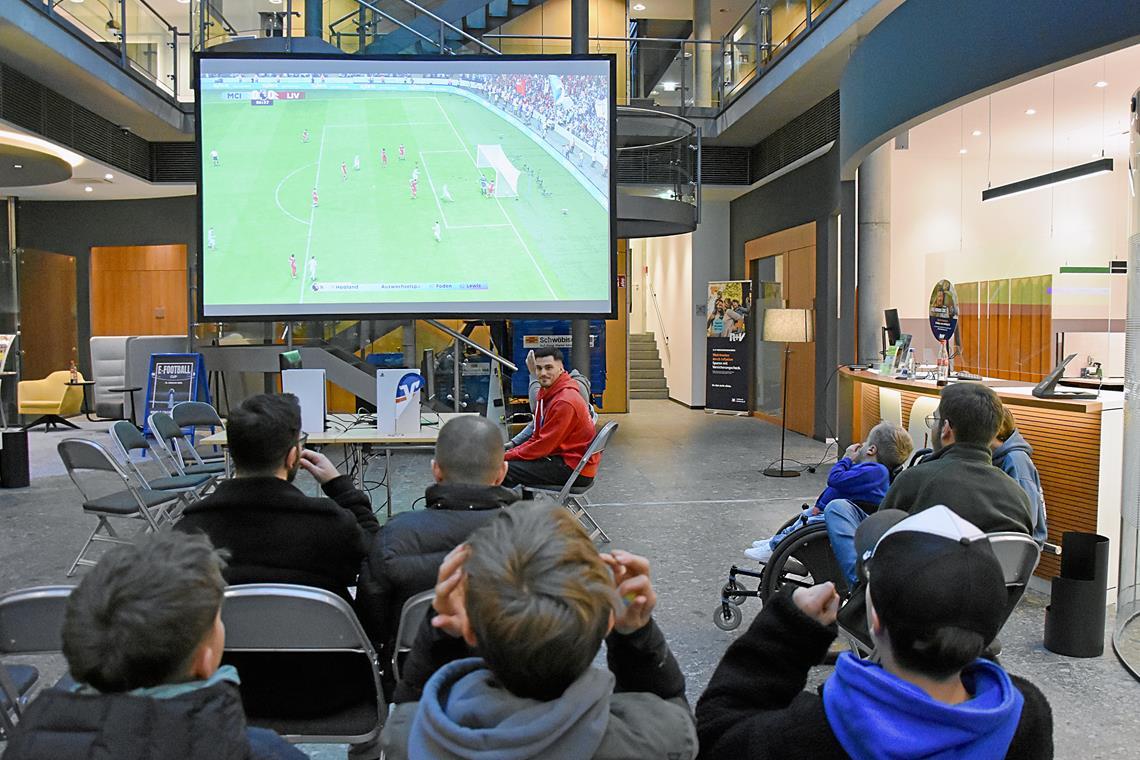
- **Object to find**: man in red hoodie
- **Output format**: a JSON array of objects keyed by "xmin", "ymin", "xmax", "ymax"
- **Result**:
[{"xmin": 503, "ymin": 346, "xmax": 599, "ymax": 488}]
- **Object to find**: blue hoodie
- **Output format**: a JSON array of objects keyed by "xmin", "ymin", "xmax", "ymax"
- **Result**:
[
  {"xmin": 991, "ymin": 431, "xmax": 1047, "ymax": 545},
  {"xmin": 822, "ymin": 653, "xmax": 1024, "ymax": 760},
  {"xmin": 816, "ymin": 458, "xmax": 891, "ymax": 510}
]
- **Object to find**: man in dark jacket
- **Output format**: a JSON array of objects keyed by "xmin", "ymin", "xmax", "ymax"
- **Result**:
[
  {"xmin": 3, "ymin": 533, "xmax": 303, "ymax": 760},
  {"xmin": 175, "ymin": 393, "xmax": 378, "ymax": 599},
  {"xmin": 697, "ymin": 506, "xmax": 1053, "ymax": 759},
  {"xmin": 356, "ymin": 414, "xmax": 521, "ymax": 679},
  {"xmin": 380, "ymin": 501, "xmax": 697, "ymax": 759},
  {"xmin": 826, "ymin": 382, "xmax": 1033, "ymax": 583}
]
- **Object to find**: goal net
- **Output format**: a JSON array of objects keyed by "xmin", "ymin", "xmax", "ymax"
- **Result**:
[{"xmin": 475, "ymin": 144, "xmax": 520, "ymax": 198}]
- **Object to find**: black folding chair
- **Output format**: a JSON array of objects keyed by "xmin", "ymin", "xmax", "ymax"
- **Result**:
[{"xmin": 0, "ymin": 586, "xmax": 73, "ymax": 735}]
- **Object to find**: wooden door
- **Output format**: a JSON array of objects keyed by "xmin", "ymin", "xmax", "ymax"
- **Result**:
[
  {"xmin": 19, "ymin": 249, "xmax": 78, "ymax": 379},
  {"xmin": 90, "ymin": 245, "xmax": 188, "ymax": 336}
]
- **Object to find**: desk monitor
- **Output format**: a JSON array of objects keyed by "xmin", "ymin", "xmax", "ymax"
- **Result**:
[
  {"xmin": 884, "ymin": 309, "xmax": 901, "ymax": 345},
  {"xmin": 1033, "ymin": 353, "xmax": 1096, "ymax": 399}
]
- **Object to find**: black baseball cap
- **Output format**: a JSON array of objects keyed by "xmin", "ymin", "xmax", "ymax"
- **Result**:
[{"xmin": 855, "ymin": 506, "xmax": 1007, "ymax": 643}]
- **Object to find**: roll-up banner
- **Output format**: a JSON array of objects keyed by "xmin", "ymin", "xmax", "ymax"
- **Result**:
[{"xmin": 705, "ymin": 281, "xmax": 752, "ymax": 412}]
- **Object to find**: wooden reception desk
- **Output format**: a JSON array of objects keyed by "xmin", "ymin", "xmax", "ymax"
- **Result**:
[{"xmin": 837, "ymin": 368, "xmax": 1123, "ymax": 585}]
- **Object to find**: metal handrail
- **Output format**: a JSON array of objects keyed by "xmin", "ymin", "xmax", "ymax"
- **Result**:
[
  {"xmin": 648, "ymin": 284, "xmax": 670, "ymax": 348},
  {"xmin": 425, "ymin": 319, "xmax": 517, "ymax": 372},
  {"xmin": 353, "ymin": 0, "xmax": 442, "ymax": 51},
  {"xmin": 391, "ymin": 0, "xmax": 501, "ymax": 55},
  {"xmin": 616, "ymin": 106, "xmax": 699, "ymax": 153}
]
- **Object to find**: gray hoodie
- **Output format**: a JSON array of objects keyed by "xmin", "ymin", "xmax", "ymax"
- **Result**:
[{"xmin": 991, "ymin": 431, "xmax": 1048, "ymax": 545}]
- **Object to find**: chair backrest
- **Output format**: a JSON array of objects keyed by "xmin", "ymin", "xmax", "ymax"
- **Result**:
[
  {"xmin": 58, "ymin": 438, "xmax": 128, "ymax": 479},
  {"xmin": 987, "ymin": 532, "xmax": 1041, "ymax": 620},
  {"xmin": 0, "ymin": 586, "xmax": 73, "ymax": 655},
  {"xmin": 110, "ymin": 420, "xmax": 149, "ymax": 456},
  {"xmin": 391, "ymin": 590, "xmax": 434, "ymax": 682},
  {"xmin": 878, "ymin": 388, "xmax": 903, "ymax": 428},
  {"xmin": 172, "ymin": 401, "xmax": 223, "ymax": 429},
  {"xmin": 556, "ymin": 421, "xmax": 619, "ymax": 500},
  {"xmin": 149, "ymin": 412, "xmax": 191, "ymax": 474},
  {"xmin": 907, "ymin": 396, "xmax": 940, "ymax": 452}
]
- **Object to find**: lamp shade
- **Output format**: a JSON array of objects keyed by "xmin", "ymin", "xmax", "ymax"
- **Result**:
[{"xmin": 763, "ymin": 308, "xmax": 814, "ymax": 343}]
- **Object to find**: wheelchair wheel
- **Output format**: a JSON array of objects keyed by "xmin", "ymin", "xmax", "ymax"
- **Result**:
[
  {"xmin": 722, "ymin": 579, "xmax": 749, "ymax": 604},
  {"xmin": 713, "ymin": 601, "xmax": 742, "ymax": 631},
  {"xmin": 757, "ymin": 523, "xmax": 848, "ymax": 603}
]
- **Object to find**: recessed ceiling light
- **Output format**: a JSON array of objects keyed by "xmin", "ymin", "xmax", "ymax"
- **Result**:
[
  {"xmin": 1095, "ymin": 80, "xmax": 1108, "ymax": 88},
  {"xmin": 267, "ymin": 0, "xmax": 282, "ymax": 4},
  {"xmin": 104, "ymin": 173, "xmax": 114, "ymax": 180},
  {"xmin": 12, "ymin": 164, "xmax": 21, "ymax": 169},
  {"xmin": 971, "ymin": 129, "xmax": 982, "ymax": 137},
  {"xmin": 632, "ymin": 3, "xmax": 646, "ymax": 9},
  {"xmin": 68, "ymin": 0, "xmax": 84, "ymax": 3},
  {"xmin": 84, "ymin": 186, "xmax": 93, "ymax": 193},
  {"xmin": 959, "ymin": 148, "xmax": 968, "ymax": 155},
  {"xmin": 661, "ymin": 81, "xmax": 678, "ymax": 92},
  {"xmin": 1025, "ymin": 108, "xmax": 1036, "ymax": 116},
  {"xmin": 650, "ymin": 90, "xmax": 659, "ymax": 96}
]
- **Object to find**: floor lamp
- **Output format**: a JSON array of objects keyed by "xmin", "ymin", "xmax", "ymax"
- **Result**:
[{"xmin": 762, "ymin": 308, "xmax": 814, "ymax": 478}]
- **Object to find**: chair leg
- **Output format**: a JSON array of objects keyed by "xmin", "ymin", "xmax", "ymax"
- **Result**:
[
  {"xmin": 569, "ymin": 497, "xmax": 610, "ymax": 543},
  {"xmin": 67, "ymin": 516, "xmax": 135, "ymax": 577}
]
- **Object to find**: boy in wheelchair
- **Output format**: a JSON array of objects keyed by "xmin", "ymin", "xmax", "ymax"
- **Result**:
[{"xmin": 743, "ymin": 422, "xmax": 913, "ymax": 564}]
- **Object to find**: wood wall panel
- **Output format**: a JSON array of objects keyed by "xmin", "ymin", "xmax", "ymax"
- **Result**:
[
  {"xmin": 18, "ymin": 249, "xmax": 78, "ymax": 379},
  {"xmin": 849, "ymin": 375, "xmax": 1098, "ymax": 580},
  {"xmin": 90, "ymin": 245, "xmax": 188, "ymax": 337},
  {"xmin": 957, "ymin": 282, "xmax": 980, "ymax": 375},
  {"xmin": 957, "ymin": 275, "xmax": 1052, "ymax": 381}
]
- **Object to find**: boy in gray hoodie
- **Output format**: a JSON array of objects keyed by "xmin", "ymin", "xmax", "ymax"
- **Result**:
[
  {"xmin": 991, "ymin": 406, "xmax": 1048, "ymax": 545},
  {"xmin": 379, "ymin": 500, "xmax": 698, "ymax": 760}
]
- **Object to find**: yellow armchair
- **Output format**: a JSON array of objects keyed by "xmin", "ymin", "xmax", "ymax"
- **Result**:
[{"xmin": 19, "ymin": 370, "xmax": 85, "ymax": 431}]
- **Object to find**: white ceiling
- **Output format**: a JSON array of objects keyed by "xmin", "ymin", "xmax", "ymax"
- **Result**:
[
  {"xmin": 0, "ymin": 119, "xmax": 194, "ymax": 201},
  {"xmin": 901, "ymin": 43, "xmax": 1140, "ymax": 185},
  {"xmin": 630, "ymin": 0, "xmax": 757, "ymax": 40}
]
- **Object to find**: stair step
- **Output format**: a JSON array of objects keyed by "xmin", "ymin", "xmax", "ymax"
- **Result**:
[
  {"xmin": 630, "ymin": 368, "xmax": 665, "ymax": 380},
  {"xmin": 630, "ymin": 349, "xmax": 660, "ymax": 359},
  {"xmin": 631, "ymin": 377, "xmax": 668, "ymax": 390},
  {"xmin": 630, "ymin": 389, "xmax": 671, "ymax": 399},
  {"xmin": 630, "ymin": 359, "xmax": 662, "ymax": 370},
  {"xmin": 629, "ymin": 333, "xmax": 657, "ymax": 342}
]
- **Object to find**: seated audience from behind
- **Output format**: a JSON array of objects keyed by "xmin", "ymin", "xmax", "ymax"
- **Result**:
[
  {"xmin": 825, "ymin": 382, "xmax": 1033, "ymax": 584},
  {"xmin": 502, "ymin": 347, "xmax": 600, "ymax": 489},
  {"xmin": 507, "ymin": 349, "xmax": 597, "ymax": 450},
  {"xmin": 379, "ymin": 501, "xmax": 697, "ymax": 759},
  {"xmin": 991, "ymin": 406, "xmax": 1048, "ymax": 545},
  {"xmin": 697, "ymin": 506, "xmax": 1053, "ymax": 759},
  {"xmin": 2, "ymin": 533, "xmax": 305, "ymax": 760},
  {"xmin": 744, "ymin": 421, "xmax": 912, "ymax": 564},
  {"xmin": 175, "ymin": 392, "xmax": 378, "ymax": 599},
  {"xmin": 357, "ymin": 415, "xmax": 525, "ymax": 689}
]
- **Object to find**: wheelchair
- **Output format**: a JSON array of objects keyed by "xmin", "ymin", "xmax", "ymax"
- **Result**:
[
  {"xmin": 714, "ymin": 510, "xmax": 850, "ymax": 631},
  {"xmin": 713, "ymin": 448, "xmax": 931, "ymax": 632}
]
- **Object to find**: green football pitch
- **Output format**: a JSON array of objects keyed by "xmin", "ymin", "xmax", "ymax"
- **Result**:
[{"xmin": 199, "ymin": 89, "xmax": 609, "ymax": 309}]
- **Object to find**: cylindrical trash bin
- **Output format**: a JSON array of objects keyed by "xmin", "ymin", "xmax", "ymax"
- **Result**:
[
  {"xmin": 1044, "ymin": 531, "xmax": 1109, "ymax": 657},
  {"xmin": 0, "ymin": 429, "xmax": 30, "ymax": 488}
]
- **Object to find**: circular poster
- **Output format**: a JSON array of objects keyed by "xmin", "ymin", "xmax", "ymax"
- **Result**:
[{"xmin": 928, "ymin": 280, "xmax": 959, "ymax": 341}]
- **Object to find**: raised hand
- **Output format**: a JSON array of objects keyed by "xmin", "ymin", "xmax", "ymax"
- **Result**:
[
  {"xmin": 298, "ymin": 448, "xmax": 341, "ymax": 484},
  {"xmin": 792, "ymin": 582, "xmax": 841, "ymax": 627},
  {"xmin": 431, "ymin": 544, "xmax": 470, "ymax": 639}
]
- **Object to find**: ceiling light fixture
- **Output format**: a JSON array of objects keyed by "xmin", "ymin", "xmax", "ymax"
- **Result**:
[
  {"xmin": 13, "ymin": 164, "xmax": 21, "ymax": 169},
  {"xmin": 661, "ymin": 81, "xmax": 678, "ymax": 92},
  {"xmin": 1025, "ymin": 108, "xmax": 1036, "ymax": 116},
  {"xmin": 1095, "ymin": 80, "xmax": 1108, "ymax": 88},
  {"xmin": 971, "ymin": 129, "xmax": 982, "ymax": 137},
  {"xmin": 982, "ymin": 158, "xmax": 1113, "ymax": 202},
  {"xmin": 84, "ymin": 186, "xmax": 93, "ymax": 193},
  {"xmin": 104, "ymin": 173, "xmax": 114, "ymax": 180},
  {"xmin": 959, "ymin": 148, "xmax": 968, "ymax": 155},
  {"xmin": 632, "ymin": 3, "xmax": 646, "ymax": 9},
  {"xmin": 0, "ymin": 130, "xmax": 84, "ymax": 167}
]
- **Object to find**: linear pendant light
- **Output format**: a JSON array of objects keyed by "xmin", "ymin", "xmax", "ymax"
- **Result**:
[{"xmin": 982, "ymin": 158, "xmax": 1113, "ymax": 201}]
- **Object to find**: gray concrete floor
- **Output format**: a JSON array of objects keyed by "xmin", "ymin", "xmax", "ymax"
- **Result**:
[{"xmin": 2, "ymin": 401, "xmax": 1137, "ymax": 757}]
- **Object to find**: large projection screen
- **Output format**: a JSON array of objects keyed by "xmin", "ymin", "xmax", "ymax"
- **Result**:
[{"xmin": 196, "ymin": 54, "xmax": 615, "ymax": 320}]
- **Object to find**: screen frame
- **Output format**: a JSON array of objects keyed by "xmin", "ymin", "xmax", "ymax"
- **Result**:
[{"xmin": 193, "ymin": 51, "xmax": 618, "ymax": 323}]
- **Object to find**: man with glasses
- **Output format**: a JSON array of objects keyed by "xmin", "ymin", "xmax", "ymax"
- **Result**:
[
  {"xmin": 175, "ymin": 393, "xmax": 378, "ymax": 600},
  {"xmin": 824, "ymin": 382, "xmax": 1033, "ymax": 585}
]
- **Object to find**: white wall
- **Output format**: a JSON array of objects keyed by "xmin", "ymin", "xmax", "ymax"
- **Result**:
[
  {"xmin": 631, "ymin": 200, "xmax": 731, "ymax": 407},
  {"xmin": 889, "ymin": 46, "xmax": 1138, "ymax": 322}
]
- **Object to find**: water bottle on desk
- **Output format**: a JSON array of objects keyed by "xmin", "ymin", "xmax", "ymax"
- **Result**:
[
  {"xmin": 69, "ymin": 360, "xmax": 78, "ymax": 384},
  {"xmin": 936, "ymin": 343, "xmax": 949, "ymax": 380}
]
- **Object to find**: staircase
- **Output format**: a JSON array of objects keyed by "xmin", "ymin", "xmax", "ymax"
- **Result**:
[{"xmin": 629, "ymin": 333, "xmax": 669, "ymax": 400}]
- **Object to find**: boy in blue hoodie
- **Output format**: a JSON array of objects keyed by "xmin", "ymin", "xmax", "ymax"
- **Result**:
[
  {"xmin": 698, "ymin": 506, "xmax": 1053, "ymax": 760},
  {"xmin": 745, "ymin": 421, "xmax": 913, "ymax": 563}
]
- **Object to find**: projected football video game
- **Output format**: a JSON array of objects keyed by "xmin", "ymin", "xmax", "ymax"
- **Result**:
[{"xmin": 196, "ymin": 55, "xmax": 615, "ymax": 319}]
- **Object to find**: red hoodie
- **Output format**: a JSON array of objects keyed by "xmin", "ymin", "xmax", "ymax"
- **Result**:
[{"xmin": 505, "ymin": 370, "xmax": 600, "ymax": 477}]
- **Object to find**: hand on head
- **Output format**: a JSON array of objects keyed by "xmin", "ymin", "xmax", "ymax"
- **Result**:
[
  {"xmin": 431, "ymin": 543, "xmax": 470, "ymax": 639},
  {"xmin": 600, "ymin": 550, "xmax": 657, "ymax": 635},
  {"xmin": 844, "ymin": 442, "xmax": 862, "ymax": 460},
  {"xmin": 792, "ymin": 582, "xmax": 841, "ymax": 627}
]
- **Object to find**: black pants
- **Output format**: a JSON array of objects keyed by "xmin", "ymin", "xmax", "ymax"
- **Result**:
[{"xmin": 504, "ymin": 456, "xmax": 593, "ymax": 489}]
